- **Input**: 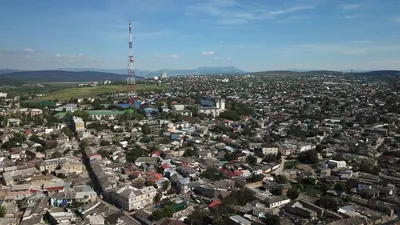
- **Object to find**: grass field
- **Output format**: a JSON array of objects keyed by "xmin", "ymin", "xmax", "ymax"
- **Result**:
[{"xmin": 30, "ymin": 84, "xmax": 166, "ymax": 101}]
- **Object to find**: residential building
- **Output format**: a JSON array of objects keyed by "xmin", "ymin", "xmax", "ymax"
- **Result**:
[{"xmin": 110, "ymin": 186, "xmax": 157, "ymax": 211}]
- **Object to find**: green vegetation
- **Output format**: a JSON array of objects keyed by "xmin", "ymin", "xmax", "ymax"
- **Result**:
[
  {"xmin": 28, "ymin": 84, "xmax": 167, "ymax": 101},
  {"xmin": 0, "ymin": 205, "xmax": 6, "ymax": 218},
  {"xmin": 151, "ymin": 205, "xmax": 174, "ymax": 220},
  {"xmin": 298, "ymin": 149, "xmax": 319, "ymax": 164},
  {"xmin": 201, "ymin": 168, "xmax": 222, "ymax": 181},
  {"xmin": 287, "ymin": 187, "xmax": 300, "ymax": 200},
  {"xmin": 263, "ymin": 214, "xmax": 280, "ymax": 225},
  {"xmin": 126, "ymin": 147, "xmax": 147, "ymax": 162},
  {"xmin": 222, "ymin": 189, "xmax": 256, "ymax": 206}
]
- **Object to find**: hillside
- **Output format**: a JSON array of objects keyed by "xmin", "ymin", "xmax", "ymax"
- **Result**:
[
  {"xmin": 28, "ymin": 84, "xmax": 167, "ymax": 101},
  {"xmin": 0, "ymin": 70, "xmax": 144, "ymax": 85},
  {"xmin": 57, "ymin": 66, "xmax": 246, "ymax": 77}
]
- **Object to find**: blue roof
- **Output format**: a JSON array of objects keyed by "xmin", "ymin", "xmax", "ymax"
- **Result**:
[
  {"xmin": 118, "ymin": 103, "xmax": 130, "ymax": 108},
  {"xmin": 144, "ymin": 107, "xmax": 157, "ymax": 113}
]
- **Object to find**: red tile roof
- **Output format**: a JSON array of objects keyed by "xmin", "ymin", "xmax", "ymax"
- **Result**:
[{"xmin": 208, "ymin": 200, "xmax": 222, "ymax": 208}]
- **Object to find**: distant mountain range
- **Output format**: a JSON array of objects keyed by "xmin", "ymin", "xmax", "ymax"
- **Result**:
[
  {"xmin": 0, "ymin": 68, "xmax": 399, "ymax": 85},
  {"xmin": 57, "ymin": 66, "xmax": 247, "ymax": 77}
]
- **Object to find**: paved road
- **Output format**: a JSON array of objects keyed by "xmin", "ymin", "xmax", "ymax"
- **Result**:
[{"xmin": 272, "ymin": 156, "xmax": 287, "ymax": 175}]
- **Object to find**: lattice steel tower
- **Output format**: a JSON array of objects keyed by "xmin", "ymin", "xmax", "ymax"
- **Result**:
[{"xmin": 127, "ymin": 21, "xmax": 136, "ymax": 105}]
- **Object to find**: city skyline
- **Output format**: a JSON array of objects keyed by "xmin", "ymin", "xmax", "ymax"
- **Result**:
[{"xmin": 1, "ymin": 0, "xmax": 400, "ymax": 71}]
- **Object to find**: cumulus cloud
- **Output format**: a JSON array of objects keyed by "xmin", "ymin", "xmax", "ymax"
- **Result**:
[
  {"xmin": 202, "ymin": 51, "xmax": 215, "ymax": 55},
  {"xmin": 24, "ymin": 48, "xmax": 35, "ymax": 53},
  {"xmin": 55, "ymin": 54, "xmax": 62, "ymax": 58},
  {"xmin": 154, "ymin": 54, "xmax": 179, "ymax": 59},
  {"xmin": 343, "ymin": 14, "xmax": 361, "ymax": 19},
  {"xmin": 269, "ymin": 6, "xmax": 314, "ymax": 15},
  {"xmin": 340, "ymin": 4, "xmax": 360, "ymax": 10}
]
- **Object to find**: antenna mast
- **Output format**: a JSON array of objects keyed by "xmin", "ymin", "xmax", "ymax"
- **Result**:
[{"xmin": 127, "ymin": 21, "xmax": 136, "ymax": 105}]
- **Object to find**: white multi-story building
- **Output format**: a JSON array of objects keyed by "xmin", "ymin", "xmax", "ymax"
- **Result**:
[
  {"xmin": 111, "ymin": 186, "xmax": 157, "ymax": 211},
  {"xmin": 161, "ymin": 72, "xmax": 167, "ymax": 79},
  {"xmin": 328, "ymin": 160, "xmax": 346, "ymax": 169},
  {"xmin": 0, "ymin": 92, "xmax": 7, "ymax": 98},
  {"xmin": 198, "ymin": 98, "xmax": 226, "ymax": 117},
  {"xmin": 297, "ymin": 143, "xmax": 316, "ymax": 153},
  {"xmin": 262, "ymin": 146, "xmax": 279, "ymax": 155},
  {"xmin": 73, "ymin": 116, "xmax": 85, "ymax": 132}
]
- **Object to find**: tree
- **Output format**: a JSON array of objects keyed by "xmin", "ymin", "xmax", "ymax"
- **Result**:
[
  {"xmin": 334, "ymin": 183, "xmax": 348, "ymax": 193},
  {"xmin": 275, "ymin": 175, "xmax": 288, "ymax": 184},
  {"xmin": 62, "ymin": 126, "xmax": 74, "ymax": 140},
  {"xmin": 126, "ymin": 147, "xmax": 147, "ymax": 163},
  {"xmin": 142, "ymin": 124, "xmax": 151, "ymax": 135},
  {"xmin": 152, "ymin": 205, "xmax": 174, "ymax": 220},
  {"xmin": 183, "ymin": 149, "xmax": 198, "ymax": 157},
  {"xmin": 263, "ymin": 214, "xmax": 280, "ymax": 225},
  {"xmin": 298, "ymin": 149, "xmax": 318, "ymax": 164},
  {"xmin": 246, "ymin": 155, "xmax": 257, "ymax": 165},
  {"xmin": 186, "ymin": 207, "xmax": 208, "ymax": 225},
  {"xmin": 51, "ymin": 151, "xmax": 63, "ymax": 158},
  {"xmin": 201, "ymin": 168, "xmax": 222, "ymax": 181},
  {"xmin": 0, "ymin": 205, "xmax": 6, "ymax": 218},
  {"xmin": 100, "ymin": 140, "xmax": 110, "ymax": 146},
  {"xmin": 287, "ymin": 188, "xmax": 299, "ymax": 200}
]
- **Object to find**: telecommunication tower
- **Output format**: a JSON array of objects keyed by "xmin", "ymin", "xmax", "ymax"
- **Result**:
[{"xmin": 127, "ymin": 21, "xmax": 136, "ymax": 105}]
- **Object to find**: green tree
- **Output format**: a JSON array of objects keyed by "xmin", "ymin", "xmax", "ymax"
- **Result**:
[
  {"xmin": 201, "ymin": 168, "xmax": 222, "ymax": 181},
  {"xmin": 334, "ymin": 183, "xmax": 348, "ymax": 193},
  {"xmin": 287, "ymin": 188, "xmax": 300, "ymax": 200},
  {"xmin": 275, "ymin": 175, "xmax": 288, "ymax": 184},
  {"xmin": 263, "ymin": 214, "xmax": 280, "ymax": 225},
  {"xmin": 126, "ymin": 147, "xmax": 147, "ymax": 163},
  {"xmin": 62, "ymin": 126, "xmax": 74, "ymax": 140},
  {"xmin": 298, "ymin": 149, "xmax": 319, "ymax": 164},
  {"xmin": 0, "ymin": 205, "xmax": 7, "ymax": 218},
  {"xmin": 51, "ymin": 151, "xmax": 63, "ymax": 158},
  {"xmin": 152, "ymin": 205, "xmax": 174, "ymax": 220},
  {"xmin": 142, "ymin": 124, "xmax": 151, "ymax": 135},
  {"xmin": 246, "ymin": 155, "xmax": 257, "ymax": 165},
  {"xmin": 100, "ymin": 140, "xmax": 110, "ymax": 146}
]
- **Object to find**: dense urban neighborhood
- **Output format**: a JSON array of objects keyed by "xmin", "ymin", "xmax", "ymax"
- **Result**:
[{"xmin": 0, "ymin": 72, "xmax": 400, "ymax": 225}]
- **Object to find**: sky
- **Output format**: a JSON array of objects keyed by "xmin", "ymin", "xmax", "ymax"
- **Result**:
[{"xmin": 1, "ymin": 0, "xmax": 400, "ymax": 72}]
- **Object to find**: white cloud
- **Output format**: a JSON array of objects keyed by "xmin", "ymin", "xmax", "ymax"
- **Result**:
[
  {"xmin": 340, "ymin": 4, "xmax": 360, "ymax": 10},
  {"xmin": 295, "ymin": 42, "xmax": 400, "ymax": 55},
  {"xmin": 154, "ymin": 54, "xmax": 179, "ymax": 59},
  {"xmin": 343, "ymin": 14, "xmax": 361, "ymax": 19},
  {"xmin": 24, "ymin": 48, "xmax": 34, "ymax": 53},
  {"xmin": 55, "ymin": 54, "xmax": 62, "ymax": 58},
  {"xmin": 188, "ymin": 0, "xmax": 315, "ymax": 25},
  {"xmin": 393, "ymin": 17, "xmax": 400, "ymax": 23},
  {"xmin": 227, "ymin": 57, "xmax": 231, "ymax": 60},
  {"xmin": 269, "ymin": 6, "xmax": 313, "ymax": 15},
  {"xmin": 202, "ymin": 51, "xmax": 215, "ymax": 55}
]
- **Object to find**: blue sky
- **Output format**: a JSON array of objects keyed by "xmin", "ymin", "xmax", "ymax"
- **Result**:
[{"xmin": 1, "ymin": 0, "xmax": 400, "ymax": 71}]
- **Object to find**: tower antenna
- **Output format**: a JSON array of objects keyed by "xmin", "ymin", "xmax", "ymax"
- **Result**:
[{"xmin": 127, "ymin": 20, "xmax": 136, "ymax": 106}]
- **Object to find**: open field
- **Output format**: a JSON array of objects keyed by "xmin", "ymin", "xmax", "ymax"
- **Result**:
[{"xmin": 29, "ymin": 84, "xmax": 167, "ymax": 101}]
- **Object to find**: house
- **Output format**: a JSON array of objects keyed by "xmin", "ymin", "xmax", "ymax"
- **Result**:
[
  {"xmin": 229, "ymin": 215, "xmax": 252, "ymax": 225},
  {"xmin": 177, "ymin": 177, "xmax": 190, "ymax": 193},
  {"xmin": 110, "ymin": 185, "xmax": 157, "ymax": 211},
  {"xmin": 262, "ymin": 146, "xmax": 279, "ymax": 155},
  {"xmin": 135, "ymin": 157, "xmax": 158, "ymax": 167},
  {"xmin": 265, "ymin": 196, "xmax": 290, "ymax": 208},
  {"xmin": 178, "ymin": 165, "xmax": 197, "ymax": 178},
  {"xmin": 328, "ymin": 160, "xmax": 346, "ymax": 169},
  {"xmin": 73, "ymin": 116, "xmax": 85, "ymax": 132},
  {"xmin": 55, "ymin": 104, "xmax": 78, "ymax": 112}
]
